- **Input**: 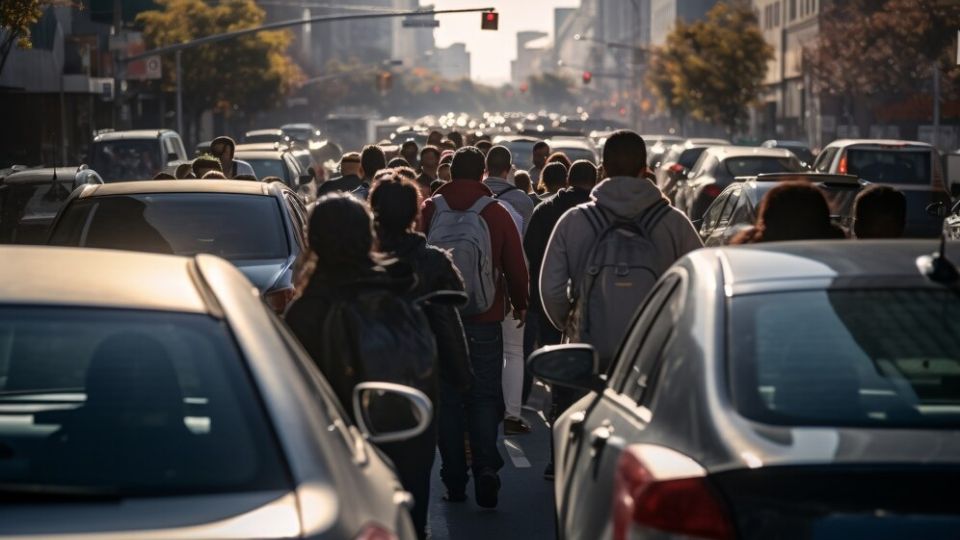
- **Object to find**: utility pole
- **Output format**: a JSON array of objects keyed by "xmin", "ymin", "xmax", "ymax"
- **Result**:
[
  {"xmin": 629, "ymin": 0, "xmax": 640, "ymax": 130},
  {"xmin": 933, "ymin": 64, "xmax": 941, "ymax": 150}
]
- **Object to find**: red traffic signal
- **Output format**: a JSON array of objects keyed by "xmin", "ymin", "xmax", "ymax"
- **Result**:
[
  {"xmin": 481, "ymin": 11, "xmax": 499, "ymax": 30},
  {"xmin": 582, "ymin": 71, "xmax": 592, "ymax": 84}
]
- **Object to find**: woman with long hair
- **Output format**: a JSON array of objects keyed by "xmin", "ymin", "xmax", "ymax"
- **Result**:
[{"xmin": 731, "ymin": 181, "xmax": 845, "ymax": 244}]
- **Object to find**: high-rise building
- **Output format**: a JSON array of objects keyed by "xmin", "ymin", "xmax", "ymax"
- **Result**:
[
  {"xmin": 512, "ymin": 31, "xmax": 549, "ymax": 87},
  {"xmin": 649, "ymin": 0, "xmax": 717, "ymax": 45},
  {"xmin": 433, "ymin": 43, "xmax": 470, "ymax": 80}
]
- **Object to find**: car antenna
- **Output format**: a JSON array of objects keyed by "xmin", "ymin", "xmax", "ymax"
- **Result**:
[{"xmin": 917, "ymin": 233, "xmax": 959, "ymax": 286}]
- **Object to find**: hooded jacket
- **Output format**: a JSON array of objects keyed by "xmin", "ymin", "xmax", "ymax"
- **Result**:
[
  {"xmin": 484, "ymin": 177, "xmax": 535, "ymax": 235},
  {"xmin": 540, "ymin": 176, "xmax": 703, "ymax": 335}
]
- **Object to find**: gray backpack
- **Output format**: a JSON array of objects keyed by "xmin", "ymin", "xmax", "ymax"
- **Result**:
[
  {"xmin": 567, "ymin": 200, "xmax": 672, "ymax": 367},
  {"xmin": 426, "ymin": 195, "xmax": 498, "ymax": 316}
]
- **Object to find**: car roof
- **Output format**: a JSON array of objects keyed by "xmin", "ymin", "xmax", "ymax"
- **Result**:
[
  {"xmin": 93, "ymin": 130, "xmax": 173, "ymax": 142},
  {"xmin": 762, "ymin": 139, "xmax": 809, "ymax": 147},
  {"xmin": 2, "ymin": 167, "xmax": 87, "ymax": 185},
  {"xmin": 686, "ymin": 138, "xmax": 731, "ymax": 145},
  {"xmin": 824, "ymin": 139, "xmax": 934, "ymax": 149},
  {"xmin": 245, "ymin": 129, "xmax": 283, "ymax": 136},
  {"xmin": 545, "ymin": 138, "xmax": 594, "ymax": 150},
  {"xmin": 78, "ymin": 179, "xmax": 273, "ymax": 197},
  {"xmin": 281, "ymin": 123, "xmax": 316, "ymax": 130},
  {"xmin": 703, "ymin": 145, "xmax": 795, "ymax": 159},
  {"xmin": 701, "ymin": 241, "xmax": 959, "ymax": 290},
  {"xmin": 235, "ymin": 143, "xmax": 286, "ymax": 152},
  {"xmin": 235, "ymin": 149, "xmax": 287, "ymax": 159},
  {"xmin": 0, "ymin": 246, "xmax": 210, "ymax": 313}
]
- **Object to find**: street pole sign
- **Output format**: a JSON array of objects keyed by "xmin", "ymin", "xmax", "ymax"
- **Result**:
[{"xmin": 402, "ymin": 18, "xmax": 440, "ymax": 28}]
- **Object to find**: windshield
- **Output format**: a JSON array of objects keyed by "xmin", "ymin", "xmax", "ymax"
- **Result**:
[
  {"xmin": 724, "ymin": 156, "xmax": 803, "ymax": 176},
  {"xmin": 49, "ymin": 194, "xmax": 289, "ymax": 259},
  {"xmin": 0, "ymin": 307, "xmax": 289, "ymax": 495},
  {"xmin": 91, "ymin": 141, "xmax": 164, "ymax": 182},
  {"xmin": 0, "ymin": 181, "xmax": 74, "ymax": 244},
  {"xmin": 283, "ymin": 128, "xmax": 314, "ymax": 142},
  {"xmin": 730, "ymin": 289, "xmax": 960, "ymax": 428},
  {"xmin": 679, "ymin": 148, "xmax": 708, "ymax": 168},
  {"xmin": 244, "ymin": 134, "xmax": 282, "ymax": 144},
  {"xmin": 552, "ymin": 147, "xmax": 597, "ymax": 164},
  {"xmin": 845, "ymin": 149, "xmax": 932, "ymax": 185},
  {"xmin": 244, "ymin": 158, "xmax": 289, "ymax": 182}
]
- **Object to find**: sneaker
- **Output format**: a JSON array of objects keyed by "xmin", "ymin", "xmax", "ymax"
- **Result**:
[
  {"xmin": 443, "ymin": 488, "xmax": 467, "ymax": 502},
  {"xmin": 475, "ymin": 470, "xmax": 500, "ymax": 509},
  {"xmin": 543, "ymin": 461, "xmax": 555, "ymax": 481},
  {"xmin": 504, "ymin": 416, "xmax": 532, "ymax": 435}
]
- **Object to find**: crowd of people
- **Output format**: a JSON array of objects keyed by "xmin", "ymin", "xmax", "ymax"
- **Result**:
[{"xmin": 184, "ymin": 126, "xmax": 908, "ymax": 539}]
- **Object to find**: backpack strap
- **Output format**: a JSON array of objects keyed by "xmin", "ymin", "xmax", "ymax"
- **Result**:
[
  {"xmin": 433, "ymin": 195, "xmax": 451, "ymax": 213},
  {"xmin": 467, "ymin": 195, "xmax": 496, "ymax": 214},
  {"xmin": 492, "ymin": 185, "xmax": 521, "ymax": 199},
  {"xmin": 582, "ymin": 205, "xmax": 609, "ymax": 237},
  {"xmin": 638, "ymin": 199, "xmax": 672, "ymax": 234}
]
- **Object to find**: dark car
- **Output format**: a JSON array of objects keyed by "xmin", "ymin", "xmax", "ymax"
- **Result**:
[
  {"xmin": 676, "ymin": 146, "xmax": 805, "ymax": 223},
  {"xmin": 654, "ymin": 139, "xmax": 731, "ymax": 202},
  {"xmin": 0, "ymin": 166, "xmax": 103, "ymax": 244},
  {"xmin": 90, "ymin": 129, "xmax": 188, "ymax": 182},
  {"xmin": 535, "ymin": 240, "xmax": 960, "ymax": 540},
  {"xmin": 46, "ymin": 180, "xmax": 308, "ymax": 313},
  {"xmin": 698, "ymin": 173, "xmax": 866, "ymax": 246},
  {"xmin": 761, "ymin": 139, "xmax": 816, "ymax": 167}
]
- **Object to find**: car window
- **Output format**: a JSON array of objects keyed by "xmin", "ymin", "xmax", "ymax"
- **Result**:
[
  {"xmin": 0, "ymin": 307, "xmax": 289, "ymax": 495},
  {"xmin": 679, "ymin": 148, "xmax": 708, "ymax": 169},
  {"xmin": 813, "ymin": 147, "xmax": 838, "ymax": 172},
  {"xmin": 49, "ymin": 194, "xmax": 290, "ymax": 260},
  {"xmin": 729, "ymin": 191, "xmax": 754, "ymax": 226},
  {"xmin": 718, "ymin": 186, "xmax": 741, "ymax": 226},
  {"xmin": 283, "ymin": 192, "xmax": 307, "ymax": 246},
  {"xmin": 610, "ymin": 276, "xmax": 681, "ymax": 391},
  {"xmin": 244, "ymin": 158, "xmax": 287, "ymax": 181},
  {"xmin": 91, "ymin": 140, "xmax": 165, "ymax": 182},
  {"xmin": 620, "ymin": 280, "xmax": 683, "ymax": 404},
  {"xmin": 730, "ymin": 289, "xmax": 960, "ymax": 428},
  {"xmin": 701, "ymin": 190, "xmax": 731, "ymax": 232},
  {"xmin": 723, "ymin": 156, "xmax": 803, "ymax": 176},
  {"xmin": 845, "ymin": 149, "xmax": 931, "ymax": 185}
]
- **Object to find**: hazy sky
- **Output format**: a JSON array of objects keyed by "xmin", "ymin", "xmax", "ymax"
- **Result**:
[{"xmin": 426, "ymin": 0, "xmax": 581, "ymax": 86}]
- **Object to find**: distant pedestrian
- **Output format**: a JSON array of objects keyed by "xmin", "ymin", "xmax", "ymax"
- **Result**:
[
  {"xmin": 528, "ymin": 141, "xmax": 550, "ymax": 185},
  {"xmin": 401, "ymin": 140, "xmax": 420, "ymax": 169},
  {"xmin": 174, "ymin": 162, "xmax": 194, "ymax": 179},
  {"xmin": 438, "ymin": 162, "xmax": 452, "ymax": 182},
  {"xmin": 447, "ymin": 131, "xmax": 464, "ymax": 149},
  {"xmin": 546, "ymin": 151, "xmax": 572, "ymax": 171},
  {"xmin": 731, "ymin": 181, "xmax": 845, "ymax": 244},
  {"xmin": 351, "ymin": 144, "xmax": 387, "ymax": 201},
  {"xmin": 388, "ymin": 157, "xmax": 411, "ymax": 169},
  {"xmin": 538, "ymin": 161, "xmax": 567, "ymax": 198},
  {"xmin": 439, "ymin": 139, "xmax": 457, "ymax": 152},
  {"xmin": 317, "ymin": 152, "xmax": 362, "ymax": 197},
  {"xmin": 427, "ymin": 130, "xmax": 444, "ymax": 147},
  {"xmin": 420, "ymin": 146, "xmax": 529, "ymax": 509},
  {"xmin": 476, "ymin": 140, "xmax": 493, "ymax": 156},
  {"xmin": 853, "ymin": 184, "xmax": 906, "ymax": 239},
  {"xmin": 191, "ymin": 155, "xmax": 222, "ymax": 178},
  {"xmin": 210, "ymin": 136, "xmax": 256, "ymax": 179},
  {"xmin": 417, "ymin": 145, "xmax": 441, "ymax": 194}
]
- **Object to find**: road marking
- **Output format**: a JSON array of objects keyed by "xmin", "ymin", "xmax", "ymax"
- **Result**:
[{"xmin": 503, "ymin": 438, "xmax": 531, "ymax": 468}]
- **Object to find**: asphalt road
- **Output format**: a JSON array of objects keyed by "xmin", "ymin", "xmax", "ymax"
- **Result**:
[{"xmin": 427, "ymin": 383, "xmax": 556, "ymax": 540}]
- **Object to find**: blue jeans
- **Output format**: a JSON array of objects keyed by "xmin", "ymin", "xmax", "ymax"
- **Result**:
[{"xmin": 438, "ymin": 321, "xmax": 505, "ymax": 489}]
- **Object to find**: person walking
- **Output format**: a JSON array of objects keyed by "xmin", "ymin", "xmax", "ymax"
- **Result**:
[
  {"xmin": 537, "ymin": 162, "xmax": 568, "ymax": 201},
  {"xmin": 316, "ymin": 152, "xmax": 362, "ymax": 197},
  {"xmin": 528, "ymin": 141, "xmax": 550, "ymax": 185},
  {"xmin": 540, "ymin": 130, "xmax": 702, "ymax": 366},
  {"xmin": 351, "ymin": 144, "xmax": 387, "ymax": 201},
  {"xmin": 483, "ymin": 145, "xmax": 535, "ymax": 436},
  {"xmin": 210, "ymin": 136, "xmax": 256, "ymax": 178},
  {"xmin": 420, "ymin": 146, "xmax": 529, "ymax": 509},
  {"xmin": 416, "ymin": 145, "xmax": 441, "ymax": 197},
  {"xmin": 731, "ymin": 181, "xmax": 846, "ymax": 244},
  {"xmin": 400, "ymin": 139, "xmax": 420, "ymax": 169},
  {"xmin": 853, "ymin": 184, "xmax": 906, "ymax": 239}
]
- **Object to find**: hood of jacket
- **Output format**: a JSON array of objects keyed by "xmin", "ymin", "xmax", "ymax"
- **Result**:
[
  {"xmin": 381, "ymin": 231, "xmax": 426, "ymax": 259},
  {"xmin": 592, "ymin": 176, "xmax": 668, "ymax": 220},
  {"xmin": 483, "ymin": 177, "xmax": 515, "ymax": 194}
]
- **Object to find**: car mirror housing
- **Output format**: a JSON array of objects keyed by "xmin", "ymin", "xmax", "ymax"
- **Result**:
[
  {"xmin": 352, "ymin": 382, "xmax": 432, "ymax": 444},
  {"xmin": 527, "ymin": 344, "xmax": 603, "ymax": 393}
]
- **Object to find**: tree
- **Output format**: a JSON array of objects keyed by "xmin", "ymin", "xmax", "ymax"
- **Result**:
[
  {"xmin": 137, "ymin": 0, "xmax": 303, "ymax": 133},
  {"xmin": 0, "ymin": 0, "xmax": 69, "ymax": 77},
  {"xmin": 646, "ymin": 1, "xmax": 772, "ymax": 134},
  {"xmin": 810, "ymin": 0, "xmax": 960, "ymax": 98},
  {"xmin": 527, "ymin": 72, "xmax": 575, "ymax": 111}
]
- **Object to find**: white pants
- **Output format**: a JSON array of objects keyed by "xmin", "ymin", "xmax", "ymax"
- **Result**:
[{"xmin": 501, "ymin": 317, "xmax": 525, "ymax": 419}]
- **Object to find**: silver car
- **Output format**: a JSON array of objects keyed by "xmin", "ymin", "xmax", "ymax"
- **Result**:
[
  {"xmin": 533, "ymin": 241, "xmax": 960, "ymax": 540},
  {"xmin": 0, "ymin": 246, "xmax": 429, "ymax": 539}
]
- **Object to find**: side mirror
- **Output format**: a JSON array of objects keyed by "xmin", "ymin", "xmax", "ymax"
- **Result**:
[
  {"xmin": 352, "ymin": 382, "xmax": 432, "ymax": 444},
  {"xmin": 298, "ymin": 174, "xmax": 313, "ymax": 186},
  {"xmin": 527, "ymin": 344, "xmax": 604, "ymax": 393},
  {"xmin": 927, "ymin": 202, "xmax": 947, "ymax": 218}
]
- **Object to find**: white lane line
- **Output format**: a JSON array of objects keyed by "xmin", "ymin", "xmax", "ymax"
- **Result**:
[{"xmin": 503, "ymin": 438, "xmax": 531, "ymax": 468}]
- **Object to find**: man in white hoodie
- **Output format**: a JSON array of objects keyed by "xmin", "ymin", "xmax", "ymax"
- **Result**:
[{"xmin": 540, "ymin": 130, "xmax": 702, "ymax": 365}]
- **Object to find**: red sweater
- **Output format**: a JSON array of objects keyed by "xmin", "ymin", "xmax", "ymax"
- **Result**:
[{"xmin": 420, "ymin": 179, "xmax": 529, "ymax": 324}]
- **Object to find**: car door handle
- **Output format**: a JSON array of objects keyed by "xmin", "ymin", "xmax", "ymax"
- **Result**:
[{"xmin": 590, "ymin": 426, "xmax": 611, "ymax": 454}]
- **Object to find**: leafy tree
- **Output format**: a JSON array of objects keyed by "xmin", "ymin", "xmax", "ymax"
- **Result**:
[
  {"xmin": 0, "ymin": 0, "xmax": 70, "ymax": 76},
  {"xmin": 646, "ymin": 1, "xmax": 771, "ymax": 134},
  {"xmin": 527, "ymin": 72, "xmax": 575, "ymax": 111},
  {"xmin": 137, "ymin": 0, "xmax": 303, "ymax": 134}
]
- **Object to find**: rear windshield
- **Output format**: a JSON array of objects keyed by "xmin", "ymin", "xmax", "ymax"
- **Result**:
[
  {"xmin": 91, "ymin": 140, "xmax": 165, "ymax": 182},
  {"xmin": 49, "ymin": 194, "xmax": 288, "ymax": 259},
  {"xmin": 244, "ymin": 158, "xmax": 289, "ymax": 182},
  {"xmin": 731, "ymin": 290, "xmax": 960, "ymax": 428},
  {"xmin": 244, "ymin": 134, "xmax": 282, "ymax": 144},
  {"xmin": 0, "ymin": 181, "xmax": 74, "ymax": 244},
  {"xmin": 0, "ymin": 307, "xmax": 288, "ymax": 495},
  {"xmin": 679, "ymin": 148, "xmax": 707, "ymax": 168},
  {"xmin": 845, "ymin": 149, "xmax": 931, "ymax": 185},
  {"xmin": 724, "ymin": 156, "xmax": 803, "ymax": 176}
]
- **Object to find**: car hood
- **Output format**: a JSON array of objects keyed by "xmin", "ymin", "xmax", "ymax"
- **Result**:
[
  {"xmin": 0, "ymin": 490, "xmax": 301, "ymax": 539},
  {"xmin": 231, "ymin": 258, "xmax": 291, "ymax": 292}
]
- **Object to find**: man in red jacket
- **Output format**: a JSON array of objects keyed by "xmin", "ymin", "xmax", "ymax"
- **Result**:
[{"xmin": 420, "ymin": 146, "xmax": 529, "ymax": 509}]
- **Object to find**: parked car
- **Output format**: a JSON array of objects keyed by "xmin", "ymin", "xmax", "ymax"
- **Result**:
[
  {"xmin": 676, "ymin": 146, "xmax": 805, "ymax": 223},
  {"xmin": 812, "ymin": 139, "xmax": 949, "ymax": 237},
  {"xmin": 0, "ymin": 245, "xmax": 427, "ymax": 540},
  {"xmin": 46, "ymin": 180, "xmax": 308, "ymax": 313},
  {"xmin": 533, "ymin": 240, "xmax": 960, "ymax": 540},
  {"xmin": 654, "ymin": 139, "xmax": 731, "ymax": 202},
  {"xmin": 0, "ymin": 166, "xmax": 102, "ymax": 244},
  {"xmin": 89, "ymin": 129, "xmax": 188, "ymax": 182},
  {"xmin": 234, "ymin": 147, "xmax": 312, "ymax": 190},
  {"xmin": 544, "ymin": 138, "xmax": 600, "ymax": 164},
  {"xmin": 698, "ymin": 173, "xmax": 866, "ymax": 246},
  {"xmin": 761, "ymin": 139, "xmax": 816, "ymax": 167},
  {"xmin": 244, "ymin": 129, "xmax": 289, "ymax": 145}
]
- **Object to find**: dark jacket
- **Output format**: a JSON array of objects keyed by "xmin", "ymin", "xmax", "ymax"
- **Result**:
[
  {"xmin": 285, "ymin": 260, "xmax": 419, "ymax": 409},
  {"xmin": 381, "ymin": 232, "xmax": 472, "ymax": 392},
  {"xmin": 523, "ymin": 186, "xmax": 592, "ymax": 313},
  {"xmin": 316, "ymin": 174, "xmax": 361, "ymax": 197},
  {"xmin": 419, "ymin": 179, "xmax": 529, "ymax": 324}
]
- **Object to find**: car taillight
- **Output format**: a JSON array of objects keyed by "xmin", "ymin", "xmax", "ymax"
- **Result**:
[
  {"xmin": 703, "ymin": 184, "xmax": 722, "ymax": 198},
  {"xmin": 354, "ymin": 523, "xmax": 398, "ymax": 540},
  {"xmin": 612, "ymin": 446, "xmax": 733, "ymax": 540},
  {"xmin": 669, "ymin": 163, "xmax": 685, "ymax": 174},
  {"xmin": 264, "ymin": 287, "xmax": 295, "ymax": 314},
  {"xmin": 838, "ymin": 154, "xmax": 847, "ymax": 174}
]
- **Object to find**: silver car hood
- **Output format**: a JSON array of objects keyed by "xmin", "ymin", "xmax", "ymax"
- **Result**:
[{"xmin": 0, "ymin": 490, "xmax": 300, "ymax": 539}]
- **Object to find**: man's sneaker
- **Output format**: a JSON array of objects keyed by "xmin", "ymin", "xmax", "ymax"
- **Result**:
[
  {"xmin": 504, "ymin": 416, "xmax": 532, "ymax": 435},
  {"xmin": 475, "ymin": 470, "xmax": 500, "ymax": 509},
  {"xmin": 543, "ymin": 461, "xmax": 555, "ymax": 480}
]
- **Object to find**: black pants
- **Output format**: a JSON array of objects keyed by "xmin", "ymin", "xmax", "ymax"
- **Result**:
[{"xmin": 379, "ymin": 421, "xmax": 437, "ymax": 540}]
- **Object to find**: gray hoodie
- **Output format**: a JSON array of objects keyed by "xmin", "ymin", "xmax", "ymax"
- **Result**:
[
  {"xmin": 484, "ymin": 177, "xmax": 535, "ymax": 235},
  {"xmin": 539, "ymin": 176, "xmax": 703, "ymax": 338}
]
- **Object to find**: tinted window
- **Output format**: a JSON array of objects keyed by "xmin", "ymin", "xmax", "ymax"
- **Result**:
[
  {"xmin": 0, "ymin": 307, "xmax": 288, "ymax": 494},
  {"xmin": 50, "ymin": 194, "xmax": 289, "ymax": 259},
  {"xmin": 244, "ymin": 134, "xmax": 282, "ymax": 144},
  {"xmin": 845, "ymin": 149, "xmax": 931, "ymax": 185},
  {"xmin": 730, "ymin": 290, "xmax": 960, "ymax": 428},
  {"xmin": 679, "ymin": 148, "xmax": 708, "ymax": 169},
  {"xmin": 621, "ymin": 282, "xmax": 681, "ymax": 404},
  {"xmin": 0, "ymin": 182, "xmax": 73, "ymax": 244},
  {"xmin": 91, "ymin": 140, "xmax": 164, "ymax": 182},
  {"xmin": 724, "ymin": 156, "xmax": 803, "ymax": 176},
  {"xmin": 245, "ymin": 158, "xmax": 288, "ymax": 182},
  {"xmin": 814, "ymin": 147, "xmax": 838, "ymax": 172}
]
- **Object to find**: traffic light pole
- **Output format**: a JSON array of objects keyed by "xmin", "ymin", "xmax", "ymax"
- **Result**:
[{"xmin": 120, "ymin": 6, "xmax": 495, "ymax": 135}]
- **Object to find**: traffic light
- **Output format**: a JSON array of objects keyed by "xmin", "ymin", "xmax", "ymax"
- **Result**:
[
  {"xmin": 582, "ymin": 71, "xmax": 592, "ymax": 84},
  {"xmin": 481, "ymin": 11, "xmax": 498, "ymax": 30}
]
